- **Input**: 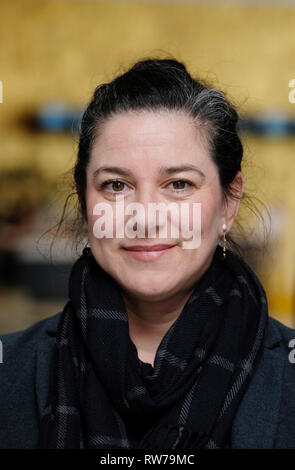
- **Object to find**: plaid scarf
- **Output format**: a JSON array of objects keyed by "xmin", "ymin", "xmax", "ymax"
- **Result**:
[{"xmin": 38, "ymin": 245, "xmax": 268, "ymax": 449}]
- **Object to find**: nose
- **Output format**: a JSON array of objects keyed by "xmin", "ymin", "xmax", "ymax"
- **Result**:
[
  {"xmin": 126, "ymin": 185, "xmax": 173, "ymax": 240},
  {"xmin": 126, "ymin": 184, "xmax": 157, "ymax": 238}
]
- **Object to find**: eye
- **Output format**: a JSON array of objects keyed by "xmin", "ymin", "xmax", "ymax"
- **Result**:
[
  {"xmin": 168, "ymin": 180, "xmax": 194, "ymax": 192},
  {"xmin": 101, "ymin": 180, "xmax": 129, "ymax": 193}
]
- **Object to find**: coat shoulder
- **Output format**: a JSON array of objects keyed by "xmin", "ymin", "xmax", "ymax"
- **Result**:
[
  {"xmin": 230, "ymin": 316, "xmax": 295, "ymax": 449},
  {"xmin": 0, "ymin": 312, "xmax": 60, "ymax": 349},
  {"xmin": 267, "ymin": 316, "xmax": 295, "ymax": 344},
  {"xmin": 267, "ymin": 317, "xmax": 295, "ymax": 449},
  {"xmin": 0, "ymin": 313, "xmax": 61, "ymax": 448}
]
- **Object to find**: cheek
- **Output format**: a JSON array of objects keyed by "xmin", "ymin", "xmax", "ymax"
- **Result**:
[
  {"xmin": 86, "ymin": 191, "xmax": 117, "ymax": 242},
  {"xmin": 85, "ymin": 191, "xmax": 96, "ymax": 227},
  {"xmin": 199, "ymin": 197, "xmax": 221, "ymax": 240}
]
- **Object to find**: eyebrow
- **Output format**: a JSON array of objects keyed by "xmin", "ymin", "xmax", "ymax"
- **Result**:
[
  {"xmin": 159, "ymin": 165, "xmax": 205, "ymax": 180},
  {"xmin": 92, "ymin": 164, "xmax": 206, "ymax": 183},
  {"xmin": 92, "ymin": 166, "xmax": 131, "ymax": 184}
]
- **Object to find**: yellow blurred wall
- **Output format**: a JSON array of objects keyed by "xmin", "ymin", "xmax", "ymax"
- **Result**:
[{"xmin": 0, "ymin": 0, "xmax": 294, "ymax": 324}]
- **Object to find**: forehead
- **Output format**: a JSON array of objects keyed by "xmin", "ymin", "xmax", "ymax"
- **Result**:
[{"xmin": 89, "ymin": 110, "xmax": 213, "ymax": 170}]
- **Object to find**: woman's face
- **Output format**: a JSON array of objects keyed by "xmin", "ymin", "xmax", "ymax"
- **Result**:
[{"xmin": 85, "ymin": 110, "xmax": 241, "ymax": 302}]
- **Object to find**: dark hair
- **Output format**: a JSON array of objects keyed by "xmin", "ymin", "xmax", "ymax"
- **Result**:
[{"xmin": 45, "ymin": 58, "xmax": 269, "ymax": 260}]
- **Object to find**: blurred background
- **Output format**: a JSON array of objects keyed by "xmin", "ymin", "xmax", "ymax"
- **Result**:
[{"xmin": 0, "ymin": 0, "xmax": 294, "ymax": 333}]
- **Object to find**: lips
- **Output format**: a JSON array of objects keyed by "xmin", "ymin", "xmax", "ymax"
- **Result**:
[
  {"xmin": 122, "ymin": 243, "xmax": 177, "ymax": 261},
  {"xmin": 123, "ymin": 244, "xmax": 176, "ymax": 252}
]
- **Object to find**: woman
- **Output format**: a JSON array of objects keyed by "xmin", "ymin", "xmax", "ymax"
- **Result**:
[{"xmin": 0, "ymin": 59, "xmax": 294, "ymax": 449}]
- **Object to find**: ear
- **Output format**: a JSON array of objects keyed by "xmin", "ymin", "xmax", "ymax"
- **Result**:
[{"xmin": 221, "ymin": 171, "xmax": 244, "ymax": 233}]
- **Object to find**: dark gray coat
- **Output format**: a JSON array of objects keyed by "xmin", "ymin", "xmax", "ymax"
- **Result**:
[{"xmin": 0, "ymin": 313, "xmax": 295, "ymax": 448}]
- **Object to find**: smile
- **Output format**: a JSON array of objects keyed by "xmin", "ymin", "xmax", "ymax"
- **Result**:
[{"xmin": 122, "ymin": 244, "xmax": 177, "ymax": 261}]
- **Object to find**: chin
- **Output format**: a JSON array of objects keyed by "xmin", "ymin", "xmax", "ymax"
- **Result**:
[
  {"xmin": 92, "ymin": 245, "xmax": 189, "ymax": 300},
  {"xmin": 121, "ymin": 282, "xmax": 177, "ymax": 302},
  {"xmin": 114, "ymin": 269, "xmax": 178, "ymax": 301}
]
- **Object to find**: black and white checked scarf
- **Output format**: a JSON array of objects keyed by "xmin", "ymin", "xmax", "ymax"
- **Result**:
[{"xmin": 39, "ymin": 244, "xmax": 268, "ymax": 449}]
